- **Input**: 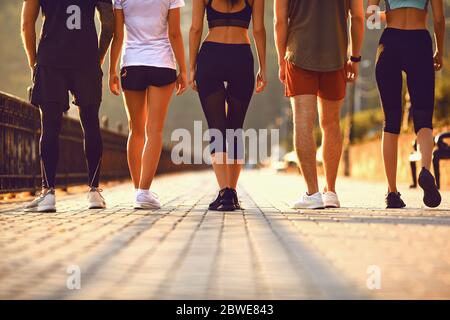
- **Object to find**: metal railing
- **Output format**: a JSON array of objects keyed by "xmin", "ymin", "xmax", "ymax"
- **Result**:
[{"xmin": 0, "ymin": 91, "xmax": 130, "ymax": 194}]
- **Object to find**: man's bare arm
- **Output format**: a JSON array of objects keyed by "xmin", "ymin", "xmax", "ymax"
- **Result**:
[
  {"xmin": 273, "ymin": 0, "xmax": 288, "ymax": 66},
  {"xmin": 21, "ymin": 0, "xmax": 40, "ymax": 72},
  {"xmin": 96, "ymin": 1, "xmax": 114, "ymax": 65},
  {"xmin": 349, "ymin": 0, "xmax": 365, "ymax": 58},
  {"xmin": 273, "ymin": 0, "xmax": 289, "ymax": 83}
]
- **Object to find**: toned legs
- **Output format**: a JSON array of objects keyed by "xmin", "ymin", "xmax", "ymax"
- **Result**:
[
  {"xmin": 318, "ymin": 98, "xmax": 344, "ymax": 193},
  {"xmin": 382, "ymin": 129, "xmax": 434, "ymax": 194},
  {"xmin": 417, "ymin": 128, "xmax": 433, "ymax": 170},
  {"xmin": 138, "ymin": 84, "xmax": 175, "ymax": 190},
  {"xmin": 211, "ymin": 153, "xmax": 228, "ymax": 189},
  {"xmin": 291, "ymin": 95, "xmax": 319, "ymax": 195},
  {"xmin": 382, "ymin": 132, "xmax": 399, "ymax": 193},
  {"xmin": 123, "ymin": 90, "xmax": 147, "ymax": 189},
  {"xmin": 211, "ymin": 155, "xmax": 243, "ymax": 190},
  {"xmin": 202, "ymin": 92, "xmax": 245, "ymax": 191}
]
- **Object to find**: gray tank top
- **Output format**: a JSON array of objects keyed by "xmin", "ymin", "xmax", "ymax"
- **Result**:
[{"xmin": 286, "ymin": 0, "xmax": 350, "ymax": 72}]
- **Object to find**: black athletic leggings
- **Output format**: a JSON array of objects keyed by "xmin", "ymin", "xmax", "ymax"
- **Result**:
[
  {"xmin": 40, "ymin": 103, "xmax": 103, "ymax": 188},
  {"xmin": 376, "ymin": 28, "xmax": 435, "ymax": 135},
  {"xmin": 195, "ymin": 42, "xmax": 255, "ymax": 159}
]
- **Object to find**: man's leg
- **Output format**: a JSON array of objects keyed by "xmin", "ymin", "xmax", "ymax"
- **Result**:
[
  {"xmin": 318, "ymin": 98, "xmax": 344, "ymax": 193},
  {"xmin": 40, "ymin": 104, "xmax": 64, "ymax": 189},
  {"xmin": 24, "ymin": 104, "xmax": 63, "ymax": 213},
  {"xmin": 291, "ymin": 95, "xmax": 319, "ymax": 195},
  {"xmin": 78, "ymin": 104, "xmax": 103, "ymax": 188}
]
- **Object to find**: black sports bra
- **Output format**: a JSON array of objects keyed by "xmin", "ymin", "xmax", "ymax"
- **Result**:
[{"xmin": 206, "ymin": 0, "xmax": 252, "ymax": 29}]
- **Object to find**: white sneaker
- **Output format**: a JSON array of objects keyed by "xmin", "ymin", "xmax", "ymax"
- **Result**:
[
  {"xmin": 134, "ymin": 191, "xmax": 161, "ymax": 209},
  {"xmin": 24, "ymin": 188, "xmax": 56, "ymax": 213},
  {"xmin": 292, "ymin": 192, "xmax": 325, "ymax": 210},
  {"xmin": 322, "ymin": 191, "xmax": 341, "ymax": 208},
  {"xmin": 88, "ymin": 187, "xmax": 106, "ymax": 209}
]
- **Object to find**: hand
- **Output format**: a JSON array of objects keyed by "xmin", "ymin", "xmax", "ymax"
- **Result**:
[
  {"xmin": 278, "ymin": 62, "xmax": 286, "ymax": 84},
  {"xmin": 434, "ymin": 51, "xmax": 443, "ymax": 71},
  {"xmin": 100, "ymin": 57, "xmax": 105, "ymax": 67},
  {"xmin": 176, "ymin": 71, "xmax": 188, "ymax": 96},
  {"xmin": 109, "ymin": 73, "xmax": 121, "ymax": 96},
  {"xmin": 255, "ymin": 69, "xmax": 267, "ymax": 93},
  {"xmin": 345, "ymin": 60, "xmax": 359, "ymax": 82},
  {"xmin": 189, "ymin": 68, "xmax": 198, "ymax": 92}
]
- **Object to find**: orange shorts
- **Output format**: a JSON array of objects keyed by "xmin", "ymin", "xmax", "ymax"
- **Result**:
[{"xmin": 285, "ymin": 62, "xmax": 347, "ymax": 101}]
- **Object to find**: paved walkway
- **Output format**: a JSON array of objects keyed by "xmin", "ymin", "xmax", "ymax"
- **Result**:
[{"xmin": 0, "ymin": 170, "xmax": 449, "ymax": 299}]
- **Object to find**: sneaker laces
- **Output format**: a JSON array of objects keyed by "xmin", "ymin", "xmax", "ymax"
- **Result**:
[
  {"xmin": 89, "ymin": 187, "xmax": 105, "ymax": 200},
  {"xmin": 26, "ymin": 188, "xmax": 53, "ymax": 207},
  {"xmin": 38, "ymin": 188, "xmax": 54, "ymax": 198}
]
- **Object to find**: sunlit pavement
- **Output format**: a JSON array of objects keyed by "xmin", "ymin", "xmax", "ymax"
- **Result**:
[{"xmin": 0, "ymin": 170, "xmax": 449, "ymax": 299}]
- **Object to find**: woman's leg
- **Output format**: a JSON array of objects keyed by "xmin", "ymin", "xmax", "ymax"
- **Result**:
[
  {"xmin": 375, "ymin": 40, "xmax": 403, "ymax": 194},
  {"xmin": 212, "ymin": 153, "xmax": 229, "ymax": 189},
  {"xmin": 123, "ymin": 90, "xmax": 147, "ymax": 189},
  {"xmin": 195, "ymin": 43, "xmax": 229, "ymax": 190},
  {"xmin": 405, "ymin": 36, "xmax": 435, "ymax": 172},
  {"xmin": 382, "ymin": 132, "xmax": 400, "ymax": 193},
  {"xmin": 404, "ymin": 34, "xmax": 441, "ymax": 207},
  {"xmin": 224, "ymin": 95, "xmax": 249, "ymax": 190},
  {"xmin": 138, "ymin": 83, "xmax": 175, "ymax": 190},
  {"xmin": 417, "ymin": 128, "xmax": 434, "ymax": 170},
  {"xmin": 225, "ymin": 46, "xmax": 255, "ymax": 190},
  {"xmin": 202, "ymin": 88, "xmax": 229, "ymax": 190}
]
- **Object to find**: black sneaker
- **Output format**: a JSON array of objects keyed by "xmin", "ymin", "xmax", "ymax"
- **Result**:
[
  {"xmin": 386, "ymin": 192, "xmax": 406, "ymax": 209},
  {"xmin": 418, "ymin": 167, "xmax": 441, "ymax": 208},
  {"xmin": 209, "ymin": 188, "xmax": 227, "ymax": 211},
  {"xmin": 217, "ymin": 188, "xmax": 236, "ymax": 212},
  {"xmin": 229, "ymin": 188, "xmax": 243, "ymax": 210}
]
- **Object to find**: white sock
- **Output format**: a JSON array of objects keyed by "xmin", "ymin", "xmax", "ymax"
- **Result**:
[{"xmin": 136, "ymin": 189, "xmax": 150, "ymax": 197}]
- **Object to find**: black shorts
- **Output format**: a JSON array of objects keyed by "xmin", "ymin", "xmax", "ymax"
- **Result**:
[
  {"xmin": 31, "ymin": 65, "xmax": 103, "ymax": 111},
  {"xmin": 120, "ymin": 66, "xmax": 177, "ymax": 91}
]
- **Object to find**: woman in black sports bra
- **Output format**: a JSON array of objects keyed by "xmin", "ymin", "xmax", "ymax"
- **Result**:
[{"xmin": 189, "ymin": 0, "xmax": 266, "ymax": 211}]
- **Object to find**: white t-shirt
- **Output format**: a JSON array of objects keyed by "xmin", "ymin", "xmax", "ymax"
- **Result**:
[{"xmin": 114, "ymin": 0, "xmax": 185, "ymax": 70}]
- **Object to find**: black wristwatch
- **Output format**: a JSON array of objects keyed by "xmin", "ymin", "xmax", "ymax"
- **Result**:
[{"xmin": 350, "ymin": 55, "xmax": 362, "ymax": 63}]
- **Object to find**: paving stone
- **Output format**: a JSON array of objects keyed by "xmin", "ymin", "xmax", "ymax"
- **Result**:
[{"xmin": 0, "ymin": 170, "xmax": 449, "ymax": 299}]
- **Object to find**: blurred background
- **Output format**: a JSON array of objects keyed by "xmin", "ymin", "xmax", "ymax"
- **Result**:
[{"xmin": 1, "ymin": 0, "xmax": 450, "ymax": 189}]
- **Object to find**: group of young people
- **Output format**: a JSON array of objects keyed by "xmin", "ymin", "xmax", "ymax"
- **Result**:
[{"xmin": 20, "ymin": 0, "xmax": 444, "ymax": 213}]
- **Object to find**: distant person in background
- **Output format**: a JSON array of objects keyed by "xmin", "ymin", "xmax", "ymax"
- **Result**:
[
  {"xmin": 274, "ymin": 0, "xmax": 364, "ymax": 209},
  {"xmin": 189, "ymin": 0, "xmax": 267, "ymax": 211},
  {"xmin": 109, "ymin": 0, "xmax": 187, "ymax": 209},
  {"xmin": 368, "ymin": 0, "xmax": 444, "ymax": 208},
  {"xmin": 21, "ymin": 0, "xmax": 114, "ymax": 212}
]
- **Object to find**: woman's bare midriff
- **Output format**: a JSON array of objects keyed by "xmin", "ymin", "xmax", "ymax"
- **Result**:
[
  {"xmin": 386, "ymin": 8, "xmax": 428, "ymax": 30},
  {"xmin": 204, "ymin": 27, "xmax": 251, "ymax": 44}
]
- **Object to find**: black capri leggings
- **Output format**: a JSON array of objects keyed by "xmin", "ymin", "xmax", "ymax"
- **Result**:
[
  {"xmin": 195, "ymin": 41, "xmax": 255, "ymax": 160},
  {"xmin": 376, "ymin": 28, "xmax": 435, "ymax": 135}
]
